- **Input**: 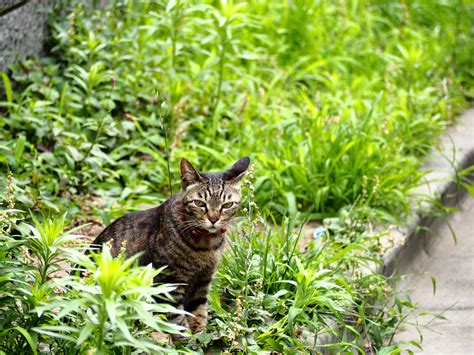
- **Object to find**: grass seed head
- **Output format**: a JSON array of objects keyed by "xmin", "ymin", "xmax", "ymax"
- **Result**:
[{"xmin": 5, "ymin": 171, "xmax": 15, "ymax": 209}]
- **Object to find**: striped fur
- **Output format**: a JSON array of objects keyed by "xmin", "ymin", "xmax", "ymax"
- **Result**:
[{"xmin": 92, "ymin": 157, "xmax": 250, "ymax": 335}]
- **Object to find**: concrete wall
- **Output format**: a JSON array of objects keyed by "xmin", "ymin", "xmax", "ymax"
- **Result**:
[{"xmin": 0, "ymin": 0, "xmax": 55, "ymax": 72}]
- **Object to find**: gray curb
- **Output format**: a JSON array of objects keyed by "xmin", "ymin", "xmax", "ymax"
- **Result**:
[{"xmin": 382, "ymin": 108, "xmax": 474, "ymax": 277}]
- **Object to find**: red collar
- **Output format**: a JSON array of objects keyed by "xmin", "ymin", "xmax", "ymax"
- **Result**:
[{"xmin": 179, "ymin": 204, "xmax": 227, "ymax": 237}]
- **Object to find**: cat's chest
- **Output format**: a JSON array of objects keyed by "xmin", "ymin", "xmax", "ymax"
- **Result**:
[
  {"xmin": 179, "ymin": 245, "xmax": 222, "ymax": 271},
  {"xmin": 153, "ymin": 230, "xmax": 223, "ymax": 267},
  {"xmin": 159, "ymin": 223, "xmax": 225, "ymax": 253}
]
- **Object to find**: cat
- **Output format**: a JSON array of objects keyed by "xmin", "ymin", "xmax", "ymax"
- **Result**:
[{"xmin": 91, "ymin": 156, "xmax": 250, "ymax": 336}]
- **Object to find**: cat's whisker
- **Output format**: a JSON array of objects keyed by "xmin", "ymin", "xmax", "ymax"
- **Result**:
[{"xmin": 176, "ymin": 221, "xmax": 203, "ymax": 234}]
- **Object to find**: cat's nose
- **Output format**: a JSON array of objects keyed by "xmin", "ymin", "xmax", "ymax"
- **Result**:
[{"xmin": 208, "ymin": 216, "xmax": 219, "ymax": 224}]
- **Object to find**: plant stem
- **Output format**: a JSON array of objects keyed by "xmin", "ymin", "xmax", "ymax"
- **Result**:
[
  {"xmin": 170, "ymin": 0, "xmax": 180, "ymax": 71},
  {"xmin": 159, "ymin": 114, "xmax": 173, "ymax": 198},
  {"xmin": 96, "ymin": 306, "xmax": 107, "ymax": 352},
  {"xmin": 452, "ymin": 0, "xmax": 462, "ymax": 68},
  {"xmin": 215, "ymin": 38, "xmax": 227, "ymax": 110},
  {"xmin": 212, "ymin": 23, "xmax": 228, "ymax": 137},
  {"xmin": 80, "ymin": 81, "xmax": 115, "ymax": 173}
]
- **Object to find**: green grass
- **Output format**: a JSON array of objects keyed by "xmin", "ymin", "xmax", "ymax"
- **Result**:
[
  {"xmin": 0, "ymin": 184, "xmax": 418, "ymax": 353},
  {"xmin": 0, "ymin": 0, "xmax": 472, "ymax": 352},
  {"xmin": 1, "ymin": 0, "xmax": 471, "ymax": 223}
]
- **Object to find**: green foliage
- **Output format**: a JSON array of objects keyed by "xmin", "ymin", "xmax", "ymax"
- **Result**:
[
  {"xmin": 0, "ymin": 205, "xmax": 182, "ymax": 353},
  {"xmin": 182, "ymin": 200, "xmax": 418, "ymax": 352},
  {"xmin": 1, "ymin": 0, "xmax": 471, "ymax": 222},
  {"xmin": 34, "ymin": 245, "xmax": 184, "ymax": 353},
  {"xmin": 1, "ymin": 0, "xmax": 471, "ymax": 352}
]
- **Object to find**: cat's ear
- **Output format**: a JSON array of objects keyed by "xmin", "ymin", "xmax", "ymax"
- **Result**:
[
  {"xmin": 223, "ymin": 157, "xmax": 251, "ymax": 184},
  {"xmin": 180, "ymin": 158, "xmax": 204, "ymax": 189}
]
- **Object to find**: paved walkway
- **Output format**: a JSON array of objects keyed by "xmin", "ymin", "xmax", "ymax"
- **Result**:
[{"xmin": 395, "ymin": 196, "xmax": 474, "ymax": 353}]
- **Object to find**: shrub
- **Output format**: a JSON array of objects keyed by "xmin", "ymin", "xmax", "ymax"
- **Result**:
[{"xmin": 0, "ymin": 205, "xmax": 183, "ymax": 353}]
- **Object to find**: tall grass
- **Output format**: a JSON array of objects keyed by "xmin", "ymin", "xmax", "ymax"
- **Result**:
[
  {"xmin": 1, "ymin": 0, "xmax": 471, "ymax": 223},
  {"xmin": 0, "ymin": 0, "xmax": 472, "ymax": 352},
  {"xmin": 183, "ymin": 191, "xmax": 417, "ymax": 352}
]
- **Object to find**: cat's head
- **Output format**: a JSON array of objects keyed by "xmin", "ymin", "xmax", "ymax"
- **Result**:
[{"xmin": 179, "ymin": 157, "xmax": 251, "ymax": 232}]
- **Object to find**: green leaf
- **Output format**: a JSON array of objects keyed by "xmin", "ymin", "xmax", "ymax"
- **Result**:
[
  {"xmin": 34, "ymin": 326, "xmax": 78, "ymax": 343},
  {"xmin": 105, "ymin": 298, "xmax": 118, "ymax": 324},
  {"xmin": 76, "ymin": 323, "xmax": 95, "ymax": 345},
  {"xmin": 1, "ymin": 72, "xmax": 13, "ymax": 104},
  {"xmin": 55, "ymin": 298, "xmax": 87, "ymax": 319},
  {"xmin": 166, "ymin": 0, "xmax": 176, "ymax": 12},
  {"xmin": 408, "ymin": 340, "xmax": 423, "ymax": 351},
  {"xmin": 287, "ymin": 306, "xmax": 302, "ymax": 335},
  {"xmin": 195, "ymin": 332, "xmax": 213, "ymax": 345},
  {"xmin": 431, "ymin": 275, "xmax": 437, "ymax": 296},
  {"xmin": 285, "ymin": 192, "xmax": 297, "ymax": 218},
  {"xmin": 14, "ymin": 135, "xmax": 26, "ymax": 162},
  {"xmin": 12, "ymin": 326, "xmax": 38, "ymax": 355},
  {"xmin": 462, "ymin": 182, "xmax": 474, "ymax": 197}
]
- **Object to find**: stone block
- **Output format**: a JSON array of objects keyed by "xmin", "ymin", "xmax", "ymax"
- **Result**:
[
  {"xmin": 0, "ymin": 1, "xmax": 23, "ymax": 10},
  {"xmin": 0, "ymin": 0, "xmax": 55, "ymax": 72}
]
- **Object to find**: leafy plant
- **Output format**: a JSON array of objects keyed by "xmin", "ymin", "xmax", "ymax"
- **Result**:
[
  {"xmin": 185, "ymin": 190, "xmax": 419, "ymax": 352},
  {"xmin": 1, "ymin": 0, "xmax": 472, "ymax": 352},
  {"xmin": 0, "ymin": 188, "xmax": 183, "ymax": 353},
  {"xmin": 34, "ymin": 244, "xmax": 184, "ymax": 353},
  {"xmin": 2, "ymin": 0, "xmax": 471, "ymax": 223}
]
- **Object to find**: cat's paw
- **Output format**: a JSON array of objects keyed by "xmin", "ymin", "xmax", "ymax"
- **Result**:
[
  {"xmin": 151, "ymin": 331, "xmax": 172, "ymax": 346},
  {"xmin": 170, "ymin": 332, "xmax": 191, "ymax": 343},
  {"xmin": 187, "ymin": 316, "xmax": 207, "ymax": 333}
]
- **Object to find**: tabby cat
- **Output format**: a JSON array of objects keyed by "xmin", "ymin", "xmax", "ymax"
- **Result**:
[{"xmin": 92, "ymin": 157, "xmax": 250, "ymax": 335}]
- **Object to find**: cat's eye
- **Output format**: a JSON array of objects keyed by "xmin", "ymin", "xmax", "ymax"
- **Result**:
[
  {"xmin": 222, "ymin": 202, "xmax": 234, "ymax": 209},
  {"xmin": 193, "ymin": 200, "xmax": 207, "ymax": 208}
]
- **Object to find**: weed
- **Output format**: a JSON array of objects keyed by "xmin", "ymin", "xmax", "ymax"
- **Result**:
[{"xmin": 1, "ymin": 0, "xmax": 471, "ymax": 352}]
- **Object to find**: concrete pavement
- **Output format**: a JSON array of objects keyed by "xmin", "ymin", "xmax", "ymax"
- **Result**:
[{"xmin": 395, "ymin": 196, "xmax": 474, "ymax": 353}]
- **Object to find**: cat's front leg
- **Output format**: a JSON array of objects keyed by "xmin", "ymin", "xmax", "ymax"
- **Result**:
[
  {"xmin": 167, "ymin": 285, "xmax": 192, "ymax": 342},
  {"xmin": 184, "ymin": 281, "xmax": 211, "ymax": 333},
  {"xmin": 167, "ymin": 285, "xmax": 189, "ymax": 328},
  {"xmin": 187, "ymin": 301, "xmax": 208, "ymax": 333}
]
